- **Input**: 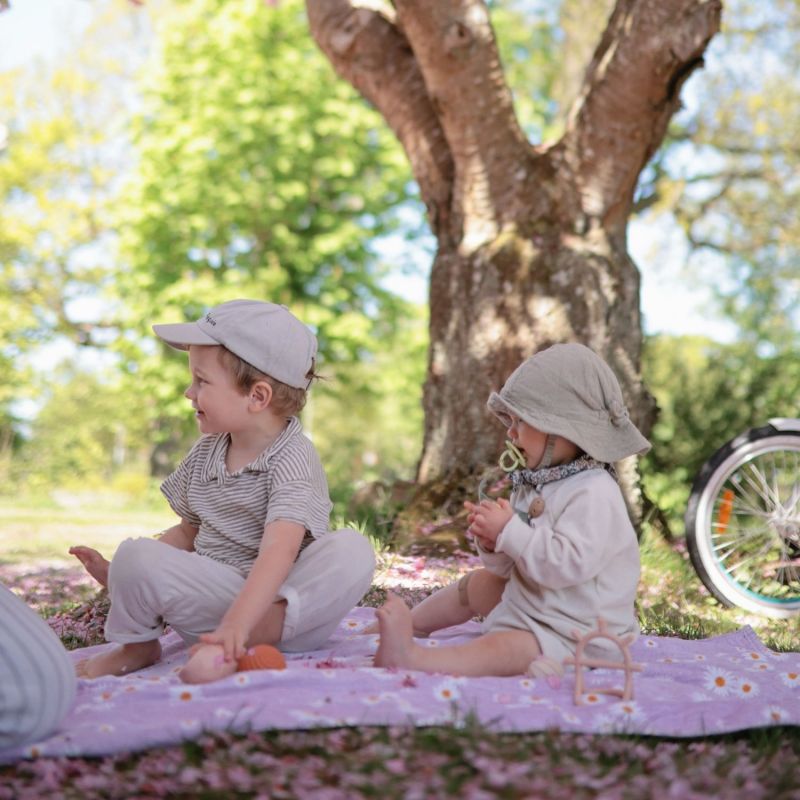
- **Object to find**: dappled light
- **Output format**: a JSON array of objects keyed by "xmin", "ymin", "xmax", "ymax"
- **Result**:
[{"xmin": 2, "ymin": 0, "xmax": 800, "ymax": 795}]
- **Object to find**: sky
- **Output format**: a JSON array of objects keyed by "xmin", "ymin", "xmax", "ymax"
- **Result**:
[
  {"xmin": 0, "ymin": 0, "xmax": 737, "ymax": 345},
  {"xmin": 0, "ymin": 0, "xmax": 93, "ymax": 69}
]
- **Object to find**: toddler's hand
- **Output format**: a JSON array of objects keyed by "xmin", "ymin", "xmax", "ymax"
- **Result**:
[
  {"xmin": 464, "ymin": 500, "xmax": 495, "ymax": 552},
  {"xmin": 464, "ymin": 498, "xmax": 513, "ymax": 545}
]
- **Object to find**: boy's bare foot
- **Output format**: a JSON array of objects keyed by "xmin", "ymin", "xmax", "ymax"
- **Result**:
[
  {"xmin": 179, "ymin": 643, "xmax": 238, "ymax": 684},
  {"xmin": 362, "ymin": 617, "xmax": 429, "ymax": 638},
  {"xmin": 76, "ymin": 640, "xmax": 161, "ymax": 679},
  {"xmin": 69, "ymin": 546, "xmax": 110, "ymax": 588},
  {"xmin": 374, "ymin": 593, "xmax": 420, "ymax": 669},
  {"xmin": 361, "ymin": 619, "xmax": 379, "ymax": 635}
]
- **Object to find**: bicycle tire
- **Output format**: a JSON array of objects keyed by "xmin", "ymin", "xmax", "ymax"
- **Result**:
[{"xmin": 685, "ymin": 425, "xmax": 800, "ymax": 618}]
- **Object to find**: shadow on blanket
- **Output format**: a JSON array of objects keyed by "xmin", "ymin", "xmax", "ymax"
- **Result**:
[{"xmin": 2, "ymin": 607, "xmax": 798, "ymax": 762}]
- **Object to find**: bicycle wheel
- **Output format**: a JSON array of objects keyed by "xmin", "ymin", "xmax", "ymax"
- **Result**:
[{"xmin": 685, "ymin": 425, "xmax": 800, "ymax": 618}]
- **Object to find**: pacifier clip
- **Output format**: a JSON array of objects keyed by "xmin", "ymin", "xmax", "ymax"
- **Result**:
[{"xmin": 494, "ymin": 440, "xmax": 547, "ymax": 522}]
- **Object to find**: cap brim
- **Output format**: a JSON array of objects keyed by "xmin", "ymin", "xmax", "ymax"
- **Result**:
[{"xmin": 152, "ymin": 322, "xmax": 219, "ymax": 351}]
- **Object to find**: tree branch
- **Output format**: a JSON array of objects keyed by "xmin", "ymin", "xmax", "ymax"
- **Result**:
[
  {"xmin": 393, "ymin": 0, "xmax": 535, "ymax": 248},
  {"xmin": 694, "ymin": 140, "xmax": 800, "ymax": 158},
  {"xmin": 305, "ymin": 0, "xmax": 454, "ymax": 237},
  {"xmin": 561, "ymin": 0, "xmax": 722, "ymax": 232},
  {"xmin": 632, "ymin": 166, "xmax": 764, "ymax": 214}
]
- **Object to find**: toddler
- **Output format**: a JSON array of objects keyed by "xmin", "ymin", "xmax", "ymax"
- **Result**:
[
  {"xmin": 374, "ymin": 343, "xmax": 650, "ymax": 678},
  {"xmin": 71, "ymin": 299, "xmax": 375, "ymax": 683}
]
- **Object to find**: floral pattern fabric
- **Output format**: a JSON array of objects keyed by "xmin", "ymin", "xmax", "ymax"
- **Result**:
[{"xmin": 1, "ymin": 608, "xmax": 797, "ymax": 763}]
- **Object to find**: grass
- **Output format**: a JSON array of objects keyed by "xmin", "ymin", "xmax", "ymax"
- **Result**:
[
  {"xmin": 1, "ymin": 500, "xmax": 799, "ymax": 798},
  {"xmin": 0, "ymin": 500, "xmax": 173, "ymax": 566},
  {"xmin": 636, "ymin": 528, "xmax": 798, "ymax": 653}
]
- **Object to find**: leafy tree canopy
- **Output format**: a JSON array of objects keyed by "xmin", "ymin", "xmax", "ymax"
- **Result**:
[
  {"xmin": 636, "ymin": 0, "xmax": 800, "ymax": 348},
  {"xmin": 116, "ymin": 0, "xmax": 411, "ymax": 357},
  {"xmin": 10, "ymin": 365, "xmax": 152, "ymax": 493}
]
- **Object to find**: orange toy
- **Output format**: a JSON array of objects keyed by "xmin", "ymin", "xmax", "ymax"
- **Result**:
[{"xmin": 236, "ymin": 644, "xmax": 287, "ymax": 672}]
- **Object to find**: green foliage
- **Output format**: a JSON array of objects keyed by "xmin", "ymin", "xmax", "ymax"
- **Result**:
[
  {"xmin": 0, "ymin": 0, "xmax": 149, "ymax": 487},
  {"xmin": 116, "ymin": 0, "xmax": 409, "ymax": 351},
  {"xmin": 10, "ymin": 366, "xmax": 152, "ymax": 494},
  {"xmin": 311, "ymin": 305, "xmax": 427, "ymax": 507},
  {"xmin": 0, "ymin": 347, "xmax": 26, "ymax": 482},
  {"xmin": 490, "ymin": 2, "xmax": 560, "ymax": 139},
  {"xmin": 639, "ymin": 0, "xmax": 800, "ymax": 346},
  {"xmin": 2, "ymin": 0, "xmax": 424, "ymax": 496},
  {"xmin": 105, "ymin": 0, "xmax": 418, "ymax": 475},
  {"xmin": 641, "ymin": 333, "xmax": 800, "ymax": 534},
  {"xmin": 0, "ymin": 1, "xmax": 145, "ymax": 352}
]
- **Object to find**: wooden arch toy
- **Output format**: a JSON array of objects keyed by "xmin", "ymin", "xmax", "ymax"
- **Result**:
[{"xmin": 562, "ymin": 618, "xmax": 643, "ymax": 705}]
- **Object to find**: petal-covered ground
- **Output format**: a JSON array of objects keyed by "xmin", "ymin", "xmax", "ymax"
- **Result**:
[{"xmin": 1, "ymin": 546, "xmax": 799, "ymax": 798}]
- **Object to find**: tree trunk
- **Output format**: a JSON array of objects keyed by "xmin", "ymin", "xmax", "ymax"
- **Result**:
[{"xmin": 307, "ymin": 0, "xmax": 722, "ymax": 548}]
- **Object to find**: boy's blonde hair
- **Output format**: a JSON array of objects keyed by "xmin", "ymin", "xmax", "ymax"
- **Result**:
[{"xmin": 218, "ymin": 347, "xmax": 314, "ymax": 417}]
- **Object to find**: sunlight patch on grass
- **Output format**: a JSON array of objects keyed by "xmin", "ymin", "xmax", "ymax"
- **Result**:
[
  {"xmin": 637, "ymin": 525, "xmax": 796, "ymax": 651},
  {"xmin": 0, "ymin": 502, "xmax": 175, "ymax": 566}
]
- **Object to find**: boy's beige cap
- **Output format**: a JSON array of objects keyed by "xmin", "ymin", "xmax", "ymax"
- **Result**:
[
  {"xmin": 487, "ymin": 343, "xmax": 651, "ymax": 463},
  {"xmin": 153, "ymin": 299, "xmax": 317, "ymax": 389}
]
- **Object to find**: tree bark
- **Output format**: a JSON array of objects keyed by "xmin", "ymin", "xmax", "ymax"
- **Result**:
[{"xmin": 307, "ymin": 0, "xmax": 722, "ymax": 546}]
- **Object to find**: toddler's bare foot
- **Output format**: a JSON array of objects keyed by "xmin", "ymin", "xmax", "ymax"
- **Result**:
[
  {"xmin": 69, "ymin": 546, "xmax": 110, "ymax": 588},
  {"xmin": 374, "ymin": 593, "xmax": 420, "ymax": 669},
  {"xmin": 179, "ymin": 644, "xmax": 237, "ymax": 684},
  {"xmin": 76, "ymin": 640, "xmax": 161, "ymax": 679}
]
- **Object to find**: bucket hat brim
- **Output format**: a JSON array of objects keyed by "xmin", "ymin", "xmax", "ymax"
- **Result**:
[{"xmin": 487, "ymin": 343, "xmax": 651, "ymax": 463}]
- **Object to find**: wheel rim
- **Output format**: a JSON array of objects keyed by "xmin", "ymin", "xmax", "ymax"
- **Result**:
[{"xmin": 694, "ymin": 435, "xmax": 800, "ymax": 616}]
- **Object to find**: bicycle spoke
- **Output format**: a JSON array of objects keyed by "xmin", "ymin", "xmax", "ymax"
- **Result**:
[
  {"xmin": 776, "ymin": 562, "xmax": 799, "ymax": 588},
  {"xmin": 716, "ymin": 507, "xmax": 767, "ymax": 542},
  {"xmin": 785, "ymin": 481, "xmax": 800, "ymax": 514},
  {"xmin": 741, "ymin": 462, "xmax": 781, "ymax": 511},
  {"xmin": 712, "ymin": 518, "xmax": 773, "ymax": 546},
  {"xmin": 726, "ymin": 479, "xmax": 771, "ymax": 518}
]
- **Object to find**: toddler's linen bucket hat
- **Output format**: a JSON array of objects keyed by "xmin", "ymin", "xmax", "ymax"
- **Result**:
[
  {"xmin": 152, "ymin": 299, "xmax": 317, "ymax": 389},
  {"xmin": 487, "ymin": 343, "xmax": 651, "ymax": 463}
]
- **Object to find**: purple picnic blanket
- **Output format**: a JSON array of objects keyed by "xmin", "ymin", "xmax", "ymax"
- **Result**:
[{"xmin": 2, "ymin": 607, "xmax": 798, "ymax": 762}]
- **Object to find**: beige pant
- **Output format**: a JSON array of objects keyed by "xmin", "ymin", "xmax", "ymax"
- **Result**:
[{"xmin": 105, "ymin": 529, "xmax": 375, "ymax": 652}]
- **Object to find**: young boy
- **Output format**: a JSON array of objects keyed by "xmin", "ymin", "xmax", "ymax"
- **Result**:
[{"xmin": 71, "ymin": 299, "xmax": 375, "ymax": 684}]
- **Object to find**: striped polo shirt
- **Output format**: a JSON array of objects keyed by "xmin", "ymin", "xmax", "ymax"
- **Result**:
[{"xmin": 160, "ymin": 417, "xmax": 332, "ymax": 576}]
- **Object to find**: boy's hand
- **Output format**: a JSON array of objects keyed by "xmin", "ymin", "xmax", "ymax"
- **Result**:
[
  {"xmin": 464, "ymin": 498, "xmax": 514, "ymax": 549},
  {"xmin": 69, "ymin": 546, "xmax": 110, "ymax": 588},
  {"xmin": 199, "ymin": 620, "xmax": 249, "ymax": 663}
]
